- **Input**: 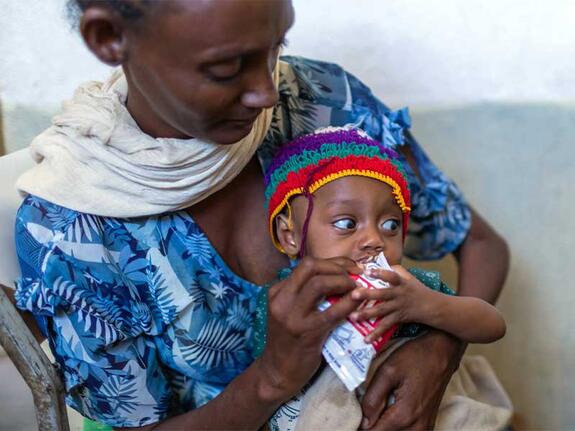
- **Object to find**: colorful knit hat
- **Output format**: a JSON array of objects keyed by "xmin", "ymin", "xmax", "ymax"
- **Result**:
[{"xmin": 265, "ymin": 126, "xmax": 412, "ymax": 254}]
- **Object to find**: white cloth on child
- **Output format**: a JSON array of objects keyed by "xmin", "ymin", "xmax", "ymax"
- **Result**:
[{"xmin": 271, "ymin": 340, "xmax": 513, "ymax": 431}]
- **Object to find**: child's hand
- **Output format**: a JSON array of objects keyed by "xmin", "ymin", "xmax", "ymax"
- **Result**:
[{"xmin": 349, "ymin": 265, "xmax": 437, "ymax": 344}]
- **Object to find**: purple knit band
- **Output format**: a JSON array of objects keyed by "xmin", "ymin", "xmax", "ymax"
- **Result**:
[{"xmin": 264, "ymin": 128, "xmax": 400, "ymax": 187}]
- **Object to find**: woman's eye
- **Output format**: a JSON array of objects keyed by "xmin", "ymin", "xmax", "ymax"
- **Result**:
[
  {"xmin": 207, "ymin": 59, "xmax": 242, "ymax": 82},
  {"xmin": 381, "ymin": 219, "xmax": 400, "ymax": 232},
  {"xmin": 333, "ymin": 218, "xmax": 356, "ymax": 230}
]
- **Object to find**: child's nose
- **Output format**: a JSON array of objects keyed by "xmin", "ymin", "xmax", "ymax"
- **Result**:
[{"xmin": 359, "ymin": 225, "xmax": 385, "ymax": 252}]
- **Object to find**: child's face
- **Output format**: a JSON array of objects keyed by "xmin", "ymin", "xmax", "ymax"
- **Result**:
[{"xmin": 278, "ymin": 176, "xmax": 404, "ymax": 265}]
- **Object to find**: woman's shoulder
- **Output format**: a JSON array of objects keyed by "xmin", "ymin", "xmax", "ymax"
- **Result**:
[
  {"xmin": 14, "ymin": 195, "xmax": 217, "ymax": 336},
  {"xmin": 279, "ymin": 55, "xmax": 388, "ymax": 113},
  {"xmin": 261, "ymin": 55, "xmax": 409, "ymax": 169},
  {"xmin": 16, "ymin": 194, "xmax": 132, "ymax": 254}
]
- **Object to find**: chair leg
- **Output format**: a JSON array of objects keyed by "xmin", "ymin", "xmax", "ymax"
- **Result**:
[{"xmin": 0, "ymin": 287, "xmax": 70, "ymax": 431}]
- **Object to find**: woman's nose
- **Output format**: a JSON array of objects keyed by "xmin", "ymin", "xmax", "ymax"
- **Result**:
[{"xmin": 241, "ymin": 61, "xmax": 279, "ymax": 110}]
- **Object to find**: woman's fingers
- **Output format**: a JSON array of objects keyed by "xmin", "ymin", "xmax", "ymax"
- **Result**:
[
  {"xmin": 330, "ymin": 256, "xmax": 363, "ymax": 275},
  {"xmin": 360, "ymin": 361, "xmax": 401, "ymax": 430},
  {"xmin": 312, "ymin": 293, "xmax": 363, "ymax": 330},
  {"xmin": 299, "ymin": 274, "xmax": 358, "ymax": 308},
  {"xmin": 268, "ymin": 256, "xmax": 363, "ymax": 327},
  {"xmin": 290, "ymin": 257, "xmax": 359, "ymax": 291},
  {"xmin": 268, "ymin": 257, "xmax": 348, "ymax": 301}
]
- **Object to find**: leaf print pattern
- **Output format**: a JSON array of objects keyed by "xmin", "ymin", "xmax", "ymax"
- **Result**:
[
  {"xmin": 97, "ymin": 375, "xmax": 140, "ymax": 415},
  {"xmin": 226, "ymin": 297, "xmax": 252, "ymax": 331},
  {"xmin": 209, "ymin": 281, "xmax": 228, "ymax": 300},
  {"xmin": 181, "ymin": 319, "xmax": 245, "ymax": 369},
  {"xmin": 181, "ymin": 232, "xmax": 213, "ymax": 265},
  {"xmin": 14, "ymin": 55, "xmax": 471, "ymax": 427}
]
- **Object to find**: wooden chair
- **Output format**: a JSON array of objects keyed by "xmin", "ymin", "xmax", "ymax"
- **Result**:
[{"xmin": 0, "ymin": 149, "xmax": 70, "ymax": 431}]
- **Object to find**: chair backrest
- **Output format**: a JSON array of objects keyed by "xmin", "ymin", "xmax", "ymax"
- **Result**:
[{"xmin": 0, "ymin": 149, "xmax": 34, "ymax": 287}]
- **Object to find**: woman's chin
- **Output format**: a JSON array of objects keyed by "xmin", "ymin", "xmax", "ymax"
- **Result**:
[{"xmin": 204, "ymin": 121, "xmax": 256, "ymax": 145}]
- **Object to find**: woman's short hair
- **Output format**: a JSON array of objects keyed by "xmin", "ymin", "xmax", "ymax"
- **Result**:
[{"xmin": 66, "ymin": 0, "xmax": 159, "ymax": 28}]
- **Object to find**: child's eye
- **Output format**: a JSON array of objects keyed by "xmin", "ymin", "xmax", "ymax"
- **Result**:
[
  {"xmin": 381, "ymin": 219, "xmax": 400, "ymax": 232},
  {"xmin": 333, "ymin": 218, "xmax": 357, "ymax": 230}
]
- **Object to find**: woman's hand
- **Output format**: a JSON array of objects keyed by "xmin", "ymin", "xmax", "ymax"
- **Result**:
[
  {"xmin": 360, "ymin": 331, "xmax": 465, "ymax": 430},
  {"xmin": 257, "ymin": 256, "xmax": 363, "ymax": 402},
  {"xmin": 350, "ymin": 266, "xmax": 437, "ymax": 343}
]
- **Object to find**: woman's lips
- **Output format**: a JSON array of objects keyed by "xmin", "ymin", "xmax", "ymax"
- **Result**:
[
  {"xmin": 227, "ymin": 111, "xmax": 262, "ymax": 125},
  {"xmin": 228, "ymin": 118, "xmax": 255, "ymax": 125},
  {"xmin": 225, "ymin": 119, "xmax": 256, "ymax": 131}
]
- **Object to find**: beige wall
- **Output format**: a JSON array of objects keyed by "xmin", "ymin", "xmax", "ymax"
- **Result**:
[
  {"xmin": 408, "ymin": 104, "xmax": 575, "ymax": 429},
  {"xmin": 0, "ymin": 99, "xmax": 5, "ymax": 156}
]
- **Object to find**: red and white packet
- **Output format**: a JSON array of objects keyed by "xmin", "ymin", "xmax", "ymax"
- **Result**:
[{"xmin": 319, "ymin": 252, "xmax": 397, "ymax": 391}]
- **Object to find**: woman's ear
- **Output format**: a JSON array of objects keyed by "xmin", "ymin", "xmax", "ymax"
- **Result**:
[
  {"xmin": 275, "ymin": 214, "xmax": 300, "ymax": 257},
  {"xmin": 80, "ymin": 6, "xmax": 128, "ymax": 66}
]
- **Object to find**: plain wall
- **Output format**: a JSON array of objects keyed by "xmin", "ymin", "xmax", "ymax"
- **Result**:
[{"xmin": 1, "ymin": 0, "xmax": 574, "ymax": 428}]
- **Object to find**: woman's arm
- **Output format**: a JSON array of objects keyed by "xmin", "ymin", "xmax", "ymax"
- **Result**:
[
  {"xmin": 116, "ymin": 257, "xmax": 364, "ymax": 431},
  {"xmin": 454, "ymin": 207, "xmax": 510, "ymax": 303},
  {"xmin": 115, "ymin": 357, "xmax": 287, "ymax": 431}
]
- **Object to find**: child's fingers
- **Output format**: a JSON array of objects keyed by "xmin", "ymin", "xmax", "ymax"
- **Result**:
[
  {"xmin": 365, "ymin": 268, "xmax": 402, "ymax": 286},
  {"xmin": 364, "ymin": 313, "xmax": 400, "ymax": 343},
  {"xmin": 390, "ymin": 265, "xmax": 411, "ymax": 277},
  {"xmin": 350, "ymin": 300, "xmax": 397, "ymax": 321},
  {"xmin": 351, "ymin": 285, "xmax": 399, "ymax": 301}
]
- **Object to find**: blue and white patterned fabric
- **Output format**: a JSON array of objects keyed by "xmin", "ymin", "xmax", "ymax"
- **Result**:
[{"xmin": 14, "ymin": 56, "xmax": 471, "ymax": 427}]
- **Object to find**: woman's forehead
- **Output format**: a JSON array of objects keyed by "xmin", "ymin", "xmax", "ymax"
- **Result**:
[{"xmin": 160, "ymin": 0, "xmax": 294, "ymax": 60}]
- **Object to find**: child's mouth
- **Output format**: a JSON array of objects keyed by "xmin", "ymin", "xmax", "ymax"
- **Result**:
[{"xmin": 355, "ymin": 255, "xmax": 379, "ymax": 266}]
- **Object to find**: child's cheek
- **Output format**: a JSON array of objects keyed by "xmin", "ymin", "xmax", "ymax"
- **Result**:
[{"xmin": 385, "ymin": 248, "xmax": 403, "ymax": 266}]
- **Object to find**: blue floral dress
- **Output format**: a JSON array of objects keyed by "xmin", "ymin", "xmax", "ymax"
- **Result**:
[{"xmin": 14, "ymin": 56, "xmax": 471, "ymax": 428}]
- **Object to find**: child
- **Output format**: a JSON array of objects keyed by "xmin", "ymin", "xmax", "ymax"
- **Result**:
[{"xmin": 256, "ymin": 126, "xmax": 506, "ymax": 431}]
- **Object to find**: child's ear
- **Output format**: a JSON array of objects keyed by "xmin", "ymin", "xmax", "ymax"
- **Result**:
[{"xmin": 275, "ymin": 214, "xmax": 300, "ymax": 257}]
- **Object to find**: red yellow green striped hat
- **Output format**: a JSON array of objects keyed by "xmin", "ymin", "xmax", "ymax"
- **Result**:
[{"xmin": 265, "ymin": 126, "xmax": 411, "ymax": 253}]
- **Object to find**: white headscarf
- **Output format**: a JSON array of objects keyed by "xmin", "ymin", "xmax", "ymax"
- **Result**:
[{"xmin": 17, "ymin": 64, "xmax": 280, "ymax": 218}]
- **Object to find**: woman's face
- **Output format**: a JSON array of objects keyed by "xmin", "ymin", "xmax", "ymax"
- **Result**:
[{"xmin": 120, "ymin": 0, "xmax": 294, "ymax": 143}]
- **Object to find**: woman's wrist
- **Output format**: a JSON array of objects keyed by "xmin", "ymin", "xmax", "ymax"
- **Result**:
[
  {"xmin": 419, "ymin": 328, "xmax": 467, "ymax": 374},
  {"xmin": 155, "ymin": 357, "xmax": 290, "ymax": 430},
  {"xmin": 253, "ymin": 356, "xmax": 293, "ymax": 406}
]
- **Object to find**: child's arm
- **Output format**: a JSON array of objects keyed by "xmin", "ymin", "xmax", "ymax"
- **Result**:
[
  {"xmin": 424, "ymin": 293, "xmax": 506, "ymax": 343},
  {"xmin": 350, "ymin": 265, "xmax": 506, "ymax": 344}
]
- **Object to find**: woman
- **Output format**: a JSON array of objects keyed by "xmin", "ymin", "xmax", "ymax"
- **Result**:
[{"xmin": 14, "ymin": 1, "xmax": 509, "ymax": 430}]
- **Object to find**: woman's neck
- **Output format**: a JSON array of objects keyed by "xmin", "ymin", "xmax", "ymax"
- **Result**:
[
  {"xmin": 125, "ymin": 80, "xmax": 189, "ymax": 140},
  {"xmin": 188, "ymin": 157, "xmax": 289, "ymax": 285}
]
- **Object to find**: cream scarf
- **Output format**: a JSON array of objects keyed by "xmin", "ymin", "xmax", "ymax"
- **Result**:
[{"xmin": 17, "ymin": 65, "xmax": 280, "ymax": 218}]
